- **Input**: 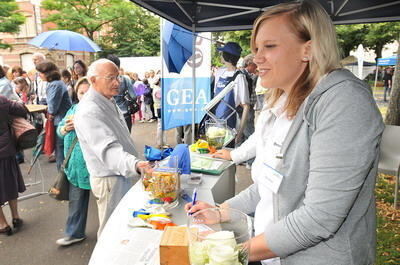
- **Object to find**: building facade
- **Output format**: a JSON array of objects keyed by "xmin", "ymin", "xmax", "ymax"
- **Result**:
[{"xmin": 0, "ymin": 0, "xmax": 91, "ymax": 75}]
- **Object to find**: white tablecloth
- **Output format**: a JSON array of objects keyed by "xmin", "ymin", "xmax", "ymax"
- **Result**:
[{"xmin": 89, "ymin": 164, "xmax": 236, "ymax": 265}]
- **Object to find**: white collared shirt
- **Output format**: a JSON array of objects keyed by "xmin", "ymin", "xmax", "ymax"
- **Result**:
[{"xmin": 231, "ymin": 94, "xmax": 293, "ymax": 265}]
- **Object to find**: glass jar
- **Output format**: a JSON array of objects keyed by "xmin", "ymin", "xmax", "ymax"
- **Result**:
[
  {"xmin": 187, "ymin": 207, "xmax": 252, "ymax": 265},
  {"xmin": 205, "ymin": 119, "xmax": 227, "ymax": 150}
]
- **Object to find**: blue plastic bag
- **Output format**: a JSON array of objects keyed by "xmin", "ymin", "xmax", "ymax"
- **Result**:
[{"xmin": 168, "ymin": 144, "xmax": 191, "ymax": 174}]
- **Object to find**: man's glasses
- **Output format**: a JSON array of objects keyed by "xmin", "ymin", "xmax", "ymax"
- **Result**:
[{"xmin": 96, "ymin": 75, "xmax": 121, "ymax": 81}]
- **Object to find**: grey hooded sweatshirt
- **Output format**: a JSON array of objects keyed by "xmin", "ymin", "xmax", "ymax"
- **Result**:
[{"xmin": 226, "ymin": 69, "xmax": 384, "ymax": 265}]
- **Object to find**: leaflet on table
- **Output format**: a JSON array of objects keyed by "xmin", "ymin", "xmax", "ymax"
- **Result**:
[
  {"xmin": 104, "ymin": 228, "xmax": 163, "ymax": 265},
  {"xmin": 190, "ymin": 153, "xmax": 232, "ymax": 172}
]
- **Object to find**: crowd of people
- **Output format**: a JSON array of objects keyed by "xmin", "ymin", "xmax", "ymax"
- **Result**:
[
  {"xmin": 0, "ymin": 1, "xmax": 388, "ymax": 264},
  {"xmin": 0, "ymin": 53, "xmax": 162, "ymax": 243}
]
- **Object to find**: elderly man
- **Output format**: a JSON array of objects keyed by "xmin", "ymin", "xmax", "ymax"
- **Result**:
[
  {"xmin": 75, "ymin": 59, "xmax": 147, "ymax": 237},
  {"xmin": 31, "ymin": 53, "xmax": 48, "ymax": 105}
]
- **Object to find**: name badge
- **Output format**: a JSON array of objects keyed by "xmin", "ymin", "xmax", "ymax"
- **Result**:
[{"xmin": 258, "ymin": 163, "xmax": 284, "ymax": 194}]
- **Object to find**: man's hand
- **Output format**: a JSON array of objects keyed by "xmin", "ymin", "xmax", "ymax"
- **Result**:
[
  {"xmin": 48, "ymin": 114, "xmax": 54, "ymax": 120},
  {"xmin": 135, "ymin": 161, "xmax": 153, "ymax": 175}
]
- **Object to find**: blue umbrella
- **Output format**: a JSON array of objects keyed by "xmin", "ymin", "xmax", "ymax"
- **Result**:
[
  {"xmin": 162, "ymin": 21, "xmax": 193, "ymax": 73},
  {"xmin": 28, "ymin": 30, "xmax": 101, "ymax": 52}
]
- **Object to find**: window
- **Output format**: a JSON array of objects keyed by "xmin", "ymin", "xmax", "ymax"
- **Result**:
[
  {"xmin": 21, "ymin": 53, "xmax": 34, "ymax": 72},
  {"xmin": 66, "ymin": 54, "xmax": 74, "ymax": 69}
]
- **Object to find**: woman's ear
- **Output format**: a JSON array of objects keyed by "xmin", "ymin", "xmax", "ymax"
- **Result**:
[{"xmin": 302, "ymin": 40, "xmax": 312, "ymax": 62}]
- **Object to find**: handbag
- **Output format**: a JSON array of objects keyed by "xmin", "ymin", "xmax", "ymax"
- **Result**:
[
  {"xmin": 9, "ymin": 116, "xmax": 38, "ymax": 150},
  {"xmin": 124, "ymin": 89, "xmax": 140, "ymax": 115},
  {"xmin": 43, "ymin": 119, "xmax": 55, "ymax": 156},
  {"xmin": 48, "ymin": 137, "xmax": 78, "ymax": 201}
]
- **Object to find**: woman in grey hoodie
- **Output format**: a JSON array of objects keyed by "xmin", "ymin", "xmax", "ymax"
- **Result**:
[{"xmin": 186, "ymin": 1, "xmax": 384, "ymax": 265}]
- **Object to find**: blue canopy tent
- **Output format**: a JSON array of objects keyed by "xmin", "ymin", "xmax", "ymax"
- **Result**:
[
  {"xmin": 378, "ymin": 55, "xmax": 398, "ymax": 66},
  {"xmin": 130, "ymin": 0, "xmax": 400, "ymax": 141},
  {"xmin": 374, "ymin": 55, "xmax": 398, "ymax": 90}
]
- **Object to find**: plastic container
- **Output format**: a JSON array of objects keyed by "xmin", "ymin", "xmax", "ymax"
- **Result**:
[
  {"xmin": 142, "ymin": 157, "xmax": 180, "ymax": 209},
  {"xmin": 187, "ymin": 207, "xmax": 252, "ymax": 265},
  {"xmin": 205, "ymin": 120, "xmax": 227, "ymax": 150}
]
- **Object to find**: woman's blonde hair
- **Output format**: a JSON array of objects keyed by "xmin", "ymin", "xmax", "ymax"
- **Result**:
[{"xmin": 251, "ymin": 0, "xmax": 341, "ymax": 118}]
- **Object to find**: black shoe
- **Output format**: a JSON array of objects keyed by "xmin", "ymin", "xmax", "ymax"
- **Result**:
[
  {"xmin": 12, "ymin": 218, "xmax": 23, "ymax": 230},
  {"xmin": 0, "ymin": 226, "xmax": 12, "ymax": 236}
]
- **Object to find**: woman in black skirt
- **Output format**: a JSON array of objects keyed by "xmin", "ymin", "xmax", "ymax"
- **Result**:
[{"xmin": 0, "ymin": 95, "xmax": 27, "ymax": 235}]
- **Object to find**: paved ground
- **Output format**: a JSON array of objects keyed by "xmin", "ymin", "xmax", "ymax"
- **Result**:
[{"xmin": 0, "ymin": 121, "xmax": 252, "ymax": 265}]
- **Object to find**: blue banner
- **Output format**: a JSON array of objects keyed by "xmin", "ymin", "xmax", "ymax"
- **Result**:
[{"xmin": 162, "ymin": 77, "xmax": 211, "ymax": 130}]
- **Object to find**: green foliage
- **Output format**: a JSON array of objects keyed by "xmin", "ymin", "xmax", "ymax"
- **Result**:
[
  {"xmin": 42, "ymin": 0, "xmax": 159, "ymax": 57},
  {"xmin": 211, "ymin": 30, "xmax": 252, "ymax": 66},
  {"xmin": 363, "ymin": 22, "xmax": 400, "ymax": 60},
  {"xmin": 0, "ymin": 0, "xmax": 25, "ymax": 49},
  {"xmin": 98, "ymin": 5, "xmax": 159, "ymax": 57},
  {"xmin": 336, "ymin": 22, "xmax": 400, "ymax": 60},
  {"xmin": 42, "ymin": 0, "xmax": 127, "ymax": 40},
  {"xmin": 375, "ymin": 174, "xmax": 400, "ymax": 264},
  {"xmin": 335, "ymin": 24, "xmax": 367, "ymax": 58}
]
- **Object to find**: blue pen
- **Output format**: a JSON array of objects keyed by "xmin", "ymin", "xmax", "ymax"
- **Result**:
[
  {"xmin": 192, "ymin": 188, "xmax": 197, "ymax": 205},
  {"xmin": 188, "ymin": 188, "xmax": 197, "ymax": 215}
]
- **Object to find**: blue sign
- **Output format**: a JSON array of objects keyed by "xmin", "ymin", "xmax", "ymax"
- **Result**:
[{"xmin": 162, "ymin": 77, "xmax": 211, "ymax": 130}]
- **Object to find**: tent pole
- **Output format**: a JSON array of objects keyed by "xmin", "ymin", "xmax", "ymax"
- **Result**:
[
  {"xmin": 373, "ymin": 63, "xmax": 379, "ymax": 99},
  {"xmin": 192, "ymin": 23, "xmax": 196, "ymax": 144}
]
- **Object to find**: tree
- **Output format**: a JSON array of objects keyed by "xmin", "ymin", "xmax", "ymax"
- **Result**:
[
  {"xmin": 0, "ymin": 0, "xmax": 25, "ymax": 49},
  {"xmin": 42, "ymin": 0, "xmax": 126, "ymax": 41},
  {"xmin": 98, "ymin": 5, "xmax": 159, "ymax": 57},
  {"xmin": 335, "ymin": 24, "xmax": 367, "ymax": 58},
  {"xmin": 211, "ymin": 30, "xmax": 251, "ymax": 66},
  {"xmin": 364, "ymin": 22, "xmax": 400, "ymax": 61},
  {"xmin": 42, "ymin": 0, "xmax": 159, "ymax": 57},
  {"xmin": 384, "ymin": 44, "xmax": 400, "ymax": 125}
]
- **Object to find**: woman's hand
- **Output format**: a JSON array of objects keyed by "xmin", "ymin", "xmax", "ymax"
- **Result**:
[
  {"xmin": 212, "ymin": 149, "xmax": 232, "ymax": 160},
  {"xmin": 185, "ymin": 200, "xmax": 214, "ymax": 215},
  {"xmin": 65, "ymin": 119, "xmax": 75, "ymax": 132}
]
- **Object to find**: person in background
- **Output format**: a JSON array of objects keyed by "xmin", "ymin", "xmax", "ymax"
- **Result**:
[
  {"xmin": 141, "ymin": 79, "xmax": 154, "ymax": 122},
  {"xmin": 147, "ymin": 70, "xmax": 158, "ymax": 121},
  {"xmin": 129, "ymin": 72, "xmax": 145, "ymax": 123},
  {"xmin": 2, "ymin": 65, "xmax": 10, "ymax": 80},
  {"xmin": 13, "ymin": 77, "xmax": 30, "ymax": 103},
  {"xmin": 0, "ymin": 65, "xmax": 20, "ymax": 101},
  {"xmin": 240, "ymin": 54, "xmax": 258, "ymax": 144},
  {"xmin": 61, "ymin": 69, "xmax": 76, "ymax": 103},
  {"xmin": 383, "ymin": 67, "xmax": 393, "ymax": 102},
  {"xmin": 152, "ymin": 79, "xmax": 167, "ymax": 148},
  {"xmin": 56, "ymin": 77, "xmax": 91, "ymax": 246},
  {"xmin": 36, "ymin": 61, "xmax": 72, "ymax": 170},
  {"xmin": 188, "ymin": 1, "xmax": 383, "ymax": 264},
  {"xmin": 11, "ymin": 66, "xmax": 24, "ymax": 90},
  {"xmin": 214, "ymin": 41, "xmax": 250, "ymax": 146},
  {"xmin": 253, "ymin": 78, "xmax": 269, "ymax": 124},
  {"xmin": 106, "ymin": 54, "xmax": 136, "ymax": 132},
  {"xmin": 71, "ymin": 60, "xmax": 88, "ymax": 88},
  {"xmin": 31, "ymin": 53, "xmax": 48, "ymax": 105},
  {"xmin": 0, "ymin": 95, "xmax": 27, "ymax": 236},
  {"xmin": 74, "ymin": 59, "xmax": 149, "ymax": 237}
]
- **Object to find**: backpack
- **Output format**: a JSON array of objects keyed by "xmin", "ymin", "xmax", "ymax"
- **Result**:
[{"xmin": 121, "ymin": 76, "xmax": 140, "ymax": 115}]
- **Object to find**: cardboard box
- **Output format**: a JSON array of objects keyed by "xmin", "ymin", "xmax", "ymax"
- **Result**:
[{"xmin": 160, "ymin": 226, "xmax": 191, "ymax": 265}]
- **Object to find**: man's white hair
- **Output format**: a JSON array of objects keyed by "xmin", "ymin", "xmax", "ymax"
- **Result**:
[
  {"xmin": 87, "ymin": 59, "xmax": 116, "ymax": 81},
  {"xmin": 32, "ymin": 52, "xmax": 46, "ymax": 60}
]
